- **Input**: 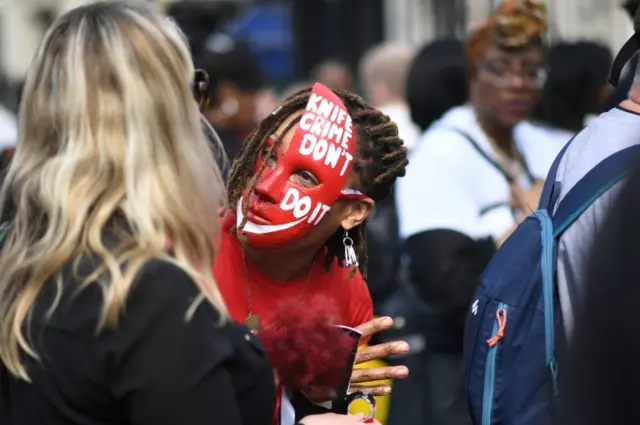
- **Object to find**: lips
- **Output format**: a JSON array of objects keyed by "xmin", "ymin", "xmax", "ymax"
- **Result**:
[
  {"xmin": 246, "ymin": 196, "xmax": 273, "ymax": 225},
  {"xmin": 247, "ymin": 208, "xmax": 271, "ymax": 225},
  {"xmin": 236, "ymin": 196, "xmax": 307, "ymax": 237},
  {"xmin": 504, "ymin": 99, "xmax": 532, "ymax": 115}
]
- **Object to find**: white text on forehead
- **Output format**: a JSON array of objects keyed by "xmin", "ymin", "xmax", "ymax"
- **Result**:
[
  {"xmin": 299, "ymin": 133, "xmax": 354, "ymax": 176},
  {"xmin": 306, "ymin": 94, "xmax": 353, "ymax": 135},
  {"xmin": 300, "ymin": 113, "xmax": 352, "ymax": 149}
]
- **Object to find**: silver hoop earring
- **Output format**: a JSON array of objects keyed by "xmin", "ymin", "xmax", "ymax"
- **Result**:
[{"xmin": 343, "ymin": 230, "xmax": 358, "ymax": 268}]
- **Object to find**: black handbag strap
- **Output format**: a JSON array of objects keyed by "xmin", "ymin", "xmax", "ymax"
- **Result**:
[{"xmin": 444, "ymin": 126, "xmax": 535, "ymax": 184}]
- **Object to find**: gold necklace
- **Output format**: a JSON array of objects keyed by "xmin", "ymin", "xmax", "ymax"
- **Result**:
[{"xmin": 242, "ymin": 250, "xmax": 313, "ymax": 334}]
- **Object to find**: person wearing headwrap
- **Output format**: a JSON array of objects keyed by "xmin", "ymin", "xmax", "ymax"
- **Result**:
[{"xmin": 396, "ymin": 2, "xmax": 560, "ymax": 425}]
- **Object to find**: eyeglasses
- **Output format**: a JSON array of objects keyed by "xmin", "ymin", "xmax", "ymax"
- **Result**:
[
  {"xmin": 478, "ymin": 61, "xmax": 547, "ymax": 89},
  {"xmin": 193, "ymin": 69, "xmax": 210, "ymax": 112}
]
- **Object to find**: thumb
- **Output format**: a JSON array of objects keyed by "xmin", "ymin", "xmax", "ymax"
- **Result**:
[{"xmin": 349, "ymin": 413, "xmax": 366, "ymax": 422}]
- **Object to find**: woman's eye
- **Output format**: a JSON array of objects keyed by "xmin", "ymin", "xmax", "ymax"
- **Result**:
[
  {"xmin": 297, "ymin": 170, "xmax": 319, "ymax": 186},
  {"xmin": 260, "ymin": 149, "xmax": 277, "ymax": 168}
]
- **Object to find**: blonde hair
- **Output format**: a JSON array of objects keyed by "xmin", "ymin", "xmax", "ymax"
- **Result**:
[{"xmin": 0, "ymin": 0, "xmax": 226, "ymax": 381}]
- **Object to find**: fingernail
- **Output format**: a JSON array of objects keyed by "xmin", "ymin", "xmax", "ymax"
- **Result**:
[
  {"xmin": 396, "ymin": 342, "xmax": 410, "ymax": 352},
  {"xmin": 384, "ymin": 387, "xmax": 392, "ymax": 394},
  {"xmin": 397, "ymin": 367, "xmax": 409, "ymax": 378}
]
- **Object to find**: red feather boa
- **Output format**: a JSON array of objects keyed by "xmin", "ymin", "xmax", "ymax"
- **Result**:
[{"xmin": 257, "ymin": 295, "xmax": 357, "ymax": 390}]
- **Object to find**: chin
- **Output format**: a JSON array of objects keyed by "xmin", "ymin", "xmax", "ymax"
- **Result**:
[
  {"xmin": 501, "ymin": 112, "xmax": 531, "ymax": 128},
  {"xmin": 238, "ymin": 233, "xmax": 298, "ymax": 252}
]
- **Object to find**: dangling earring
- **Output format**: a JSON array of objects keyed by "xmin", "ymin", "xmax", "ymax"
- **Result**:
[{"xmin": 343, "ymin": 230, "xmax": 358, "ymax": 268}]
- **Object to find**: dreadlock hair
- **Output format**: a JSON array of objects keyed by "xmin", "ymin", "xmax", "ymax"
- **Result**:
[{"xmin": 227, "ymin": 87, "xmax": 408, "ymax": 280}]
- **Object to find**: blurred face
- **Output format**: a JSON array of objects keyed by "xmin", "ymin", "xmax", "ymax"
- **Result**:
[
  {"xmin": 235, "ymin": 88, "xmax": 259, "ymax": 128},
  {"xmin": 316, "ymin": 64, "xmax": 356, "ymax": 92},
  {"xmin": 236, "ymin": 83, "xmax": 371, "ymax": 250},
  {"xmin": 471, "ymin": 43, "xmax": 545, "ymax": 128},
  {"xmin": 207, "ymin": 82, "xmax": 258, "ymax": 129}
]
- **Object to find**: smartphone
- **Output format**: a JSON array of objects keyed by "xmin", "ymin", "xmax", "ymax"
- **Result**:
[{"xmin": 330, "ymin": 325, "xmax": 363, "ymax": 413}]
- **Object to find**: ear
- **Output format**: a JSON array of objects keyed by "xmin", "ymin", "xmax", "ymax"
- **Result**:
[{"xmin": 340, "ymin": 199, "xmax": 375, "ymax": 230}]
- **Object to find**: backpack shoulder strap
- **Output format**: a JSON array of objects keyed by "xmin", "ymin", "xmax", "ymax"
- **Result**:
[
  {"xmin": 551, "ymin": 145, "xmax": 640, "ymax": 237},
  {"xmin": 538, "ymin": 134, "xmax": 579, "ymax": 210}
]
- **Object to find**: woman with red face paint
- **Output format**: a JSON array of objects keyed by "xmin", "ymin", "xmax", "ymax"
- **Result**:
[{"xmin": 214, "ymin": 82, "xmax": 410, "ymax": 424}]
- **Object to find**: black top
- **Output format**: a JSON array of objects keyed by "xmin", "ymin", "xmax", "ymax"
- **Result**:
[
  {"xmin": 406, "ymin": 230, "xmax": 496, "ymax": 351},
  {"xmin": 365, "ymin": 191, "xmax": 402, "ymax": 308},
  {"xmin": 0, "ymin": 259, "xmax": 275, "ymax": 425}
]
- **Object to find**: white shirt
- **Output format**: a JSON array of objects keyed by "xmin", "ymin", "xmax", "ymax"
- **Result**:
[
  {"xmin": 0, "ymin": 105, "xmax": 17, "ymax": 151},
  {"xmin": 397, "ymin": 104, "xmax": 562, "ymax": 242},
  {"xmin": 379, "ymin": 103, "xmax": 421, "ymax": 151},
  {"xmin": 516, "ymin": 121, "xmax": 576, "ymax": 153}
]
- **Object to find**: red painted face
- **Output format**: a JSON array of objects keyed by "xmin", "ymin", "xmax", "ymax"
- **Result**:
[{"xmin": 236, "ymin": 83, "xmax": 368, "ymax": 249}]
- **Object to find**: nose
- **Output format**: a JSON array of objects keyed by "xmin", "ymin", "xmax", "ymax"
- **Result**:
[
  {"xmin": 253, "ymin": 167, "xmax": 285, "ymax": 204},
  {"xmin": 508, "ymin": 74, "xmax": 526, "ymax": 89}
]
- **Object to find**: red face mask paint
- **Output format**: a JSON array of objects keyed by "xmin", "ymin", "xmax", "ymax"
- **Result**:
[{"xmin": 236, "ymin": 83, "xmax": 368, "ymax": 249}]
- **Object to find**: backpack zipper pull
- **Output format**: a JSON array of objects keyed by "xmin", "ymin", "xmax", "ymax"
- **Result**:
[{"xmin": 487, "ymin": 307, "xmax": 508, "ymax": 347}]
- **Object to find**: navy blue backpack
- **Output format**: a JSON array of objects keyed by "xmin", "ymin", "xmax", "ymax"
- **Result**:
[{"xmin": 463, "ymin": 142, "xmax": 640, "ymax": 425}]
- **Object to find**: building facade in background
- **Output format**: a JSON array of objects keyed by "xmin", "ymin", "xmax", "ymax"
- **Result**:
[
  {"xmin": 384, "ymin": 0, "xmax": 633, "ymax": 50},
  {"xmin": 0, "ymin": 0, "xmax": 634, "ymax": 87}
]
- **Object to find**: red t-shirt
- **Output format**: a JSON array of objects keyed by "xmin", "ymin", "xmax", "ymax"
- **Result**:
[{"xmin": 214, "ymin": 216, "xmax": 374, "ymax": 332}]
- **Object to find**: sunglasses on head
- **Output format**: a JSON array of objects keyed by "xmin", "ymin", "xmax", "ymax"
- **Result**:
[{"xmin": 193, "ymin": 69, "xmax": 210, "ymax": 112}]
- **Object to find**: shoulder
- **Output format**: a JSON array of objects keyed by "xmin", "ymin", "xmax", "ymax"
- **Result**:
[
  {"xmin": 120, "ymin": 260, "xmax": 227, "ymax": 341},
  {"xmin": 43, "ymin": 258, "xmax": 219, "ymax": 331},
  {"xmin": 557, "ymin": 108, "xmax": 640, "ymax": 198},
  {"xmin": 514, "ymin": 122, "xmax": 567, "ymax": 179},
  {"xmin": 404, "ymin": 124, "xmax": 487, "ymax": 195},
  {"xmin": 322, "ymin": 261, "xmax": 373, "ymax": 327},
  {"xmin": 399, "ymin": 125, "xmax": 469, "ymax": 198},
  {"xmin": 396, "ymin": 143, "xmax": 483, "ymax": 239},
  {"xmin": 129, "ymin": 260, "xmax": 210, "ymax": 311},
  {"xmin": 110, "ymin": 259, "xmax": 234, "ymax": 364},
  {"xmin": 413, "ymin": 106, "xmax": 480, "ymax": 155},
  {"xmin": 412, "ymin": 125, "xmax": 475, "ymax": 165}
]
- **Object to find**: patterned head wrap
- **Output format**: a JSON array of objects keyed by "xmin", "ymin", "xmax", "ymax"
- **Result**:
[{"xmin": 467, "ymin": 0, "xmax": 548, "ymax": 77}]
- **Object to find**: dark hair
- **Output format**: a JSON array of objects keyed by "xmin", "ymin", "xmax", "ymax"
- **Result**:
[
  {"xmin": 194, "ymin": 34, "xmax": 264, "ymax": 107},
  {"xmin": 623, "ymin": 0, "xmax": 640, "ymax": 19},
  {"xmin": 533, "ymin": 41, "xmax": 612, "ymax": 131},
  {"xmin": 406, "ymin": 39, "xmax": 469, "ymax": 131},
  {"xmin": 227, "ymin": 88, "xmax": 408, "ymax": 278}
]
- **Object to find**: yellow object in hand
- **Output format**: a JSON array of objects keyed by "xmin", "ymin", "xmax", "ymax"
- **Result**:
[{"xmin": 353, "ymin": 358, "xmax": 391, "ymax": 424}]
